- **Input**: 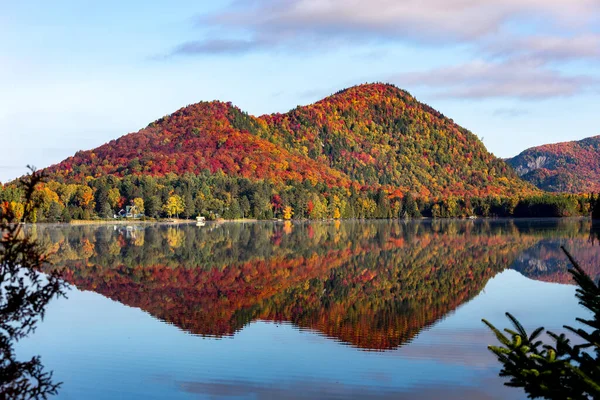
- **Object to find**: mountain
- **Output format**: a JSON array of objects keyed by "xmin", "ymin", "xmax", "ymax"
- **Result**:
[
  {"xmin": 507, "ymin": 135, "xmax": 600, "ymax": 193},
  {"xmin": 46, "ymin": 83, "xmax": 534, "ymax": 199}
]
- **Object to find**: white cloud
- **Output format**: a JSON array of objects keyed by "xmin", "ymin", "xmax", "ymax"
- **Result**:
[
  {"xmin": 486, "ymin": 34, "xmax": 600, "ymax": 62},
  {"xmin": 191, "ymin": 0, "xmax": 599, "ymax": 46},
  {"xmin": 392, "ymin": 59, "xmax": 598, "ymax": 99},
  {"xmin": 167, "ymin": 0, "xmax": 600, "ymax": 100}
]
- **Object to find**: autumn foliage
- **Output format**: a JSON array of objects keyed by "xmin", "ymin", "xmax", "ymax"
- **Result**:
[
  {"xmin": 44, "ymin": 83, "xmax": 534, "ymax": 198},
  {"xmin": 507, "ymin": 135, "xmax": 600, "ymax": 193}
]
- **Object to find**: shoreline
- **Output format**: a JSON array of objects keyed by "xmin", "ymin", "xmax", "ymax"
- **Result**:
[
  {"xmin": 66, "ymin": 219, "xmax": 196, "ymax": 226},
  {"xmin": 26, "ymin": 215, "xmax": 592, "ymax": 226}
]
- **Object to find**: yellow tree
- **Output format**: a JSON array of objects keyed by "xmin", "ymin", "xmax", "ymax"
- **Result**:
[
  {"xmin": 57, "ymin": 184, "xmax": 77, "ymax": 206},
  {"xmin": 108, "ymin": 188, "xmax": 121, "ymax": 209},
  {"xmin": 309, "ymin": 194, "xmax": 328, "ymax": 219},
  {"xmin": 132, "ymin": 198, "xmax": 145, "ymax": 215},
  {"xmin": 283, "ymin": 206, "xmax": 293, "ymax": 220},
  {"xmin": 33, "ymin": 186, "xmax": 60, "ymax": 216},
  {"xmin": 333, "ymin": 207, "xmax": 341, "ymax": 219},
  {"xmin": 9, "ymin": 202, "xmax": 25, "ymax": 221},
  {"xmin": 162, "ymin": 195, "xmax": 185, "ymax": 219},
  {"xmin": 74, "ymin": 185, "xmax": 94, "ymax": 209}
]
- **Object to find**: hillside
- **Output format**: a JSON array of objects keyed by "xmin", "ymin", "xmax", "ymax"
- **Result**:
[
  {"xmin": 46, "ymin": 83, "xmax": 533, "ymax": 198},
  {"xmin": 261, "ymin": 84, "xmax": 532, "ymax": 197},
  {"xmin": 47, "ymin": 101, "xmax": 351, "ymax": 188},
  {"xmin": 507, "ymin": 135, "xmax": 600, "ymax": 193}
]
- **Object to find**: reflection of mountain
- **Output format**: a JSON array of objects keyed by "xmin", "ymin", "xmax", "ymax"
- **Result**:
[
  {"xmin": 511, "ymin": 237, "xmax": 600, "ymax": 284},
  {"xmin": 254, "ymin": 234, "xmax": 528, "ymax": 350},
  {"xmin": 36, "ymin": 220, "xmax": 598, "ymax": 351}
]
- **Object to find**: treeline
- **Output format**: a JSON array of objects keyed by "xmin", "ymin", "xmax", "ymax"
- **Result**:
[
  {"xmin": 0, "ymin": 172, "xmax": 595, "ymax": 222},
  {"xmin": 593, "ymin": 193, "xmax": 600, "ymax": 220}
]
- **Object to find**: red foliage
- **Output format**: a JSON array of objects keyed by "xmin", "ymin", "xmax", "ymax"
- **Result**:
[{"xmin": 44, "ymin": 83, "xmax": 537, "ymax": 198}]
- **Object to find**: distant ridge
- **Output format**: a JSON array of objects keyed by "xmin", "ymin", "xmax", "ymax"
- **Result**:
[{"xmin": 507, "ymin": 135, "xmax": 600, "ymax": 193}]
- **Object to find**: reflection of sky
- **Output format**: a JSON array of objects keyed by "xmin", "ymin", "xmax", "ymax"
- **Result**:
[{"xmin": 16, "ymin": 269, "xmax": 585, "ymax": 400}]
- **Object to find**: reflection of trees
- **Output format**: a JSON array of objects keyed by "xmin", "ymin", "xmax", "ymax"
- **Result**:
[
  {"xmin": 39, "ymin": 220, "xmax": 586, "ymax": 351},
  {"xmin": 591, "ymin": 223, "xmax": 600, "ymax": 246},
  {"xmin": 1, "ymin": 172, "xmax": 67, "ymax": 398}
]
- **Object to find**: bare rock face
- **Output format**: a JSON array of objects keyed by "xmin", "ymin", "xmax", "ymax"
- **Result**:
[{"xmin": 513, "ymin": 156, "xmax": 548, "ymax": 176}]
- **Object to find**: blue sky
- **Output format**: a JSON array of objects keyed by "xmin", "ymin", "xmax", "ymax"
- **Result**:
[{"xmin": 1, "ymin": 0, "xmax": 599, "ymax": 182}]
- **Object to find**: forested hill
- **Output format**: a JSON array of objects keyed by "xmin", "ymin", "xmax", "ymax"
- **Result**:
[
  {"xmin": 46, "ymin": 83, "xmax": 533, "ymax": 199},
  {"xmin": 47, "ymin": 101, "xmax": 352, "ymax": 188},
  {"xmin": 507, "ymin": 135, "xmax": 600, "ymax": 193},
  {"xmin": 3, "ymin": 83, "xmax": 560, "ymax": 222},
  {"xmin": 262, "ymin": 84, "xmax": 532, "ymax": 197}
]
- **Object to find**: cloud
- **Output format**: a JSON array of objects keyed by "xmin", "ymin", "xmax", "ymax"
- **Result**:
[
  {"xmin": 171, "ymin": 39, "xmax": 263, "ymax": 56},
  {"xmin": 164, "ymin": 0, "xmax": 600, "ymax": 101},
  {"xmin": 493, "ymin": 108, "xmax": 530, "ymax": 118},
  {"xmin": 391, "ymin": 59, "xmax": 598, "ymax": 100},
  {"xmin": 167, "ymin": 1, "xmax": 600, "ymax": 63},
  {"xmin": 487, "ymin": 34, "xmax": 600, "ymax": 63},
  {"xmin": 193, "ymin": 0, "xmax": 599, "ymax": 46}
]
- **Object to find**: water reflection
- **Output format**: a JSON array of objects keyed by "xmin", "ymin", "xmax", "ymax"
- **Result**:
[{"xmin": 33, "ymin": 219, "xmax": 598, "ymax": 351}]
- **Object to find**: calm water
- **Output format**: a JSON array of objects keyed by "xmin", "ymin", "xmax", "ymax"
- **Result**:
[{"xmin": 16, "ymin": 219, "xmax": 600, "ymax": 399}]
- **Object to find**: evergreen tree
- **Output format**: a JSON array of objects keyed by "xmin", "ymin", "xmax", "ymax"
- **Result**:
[
  {"xmin": 183, "ymin": 191, "xmax": 195, "ymax": 219},
  {"xmin": 94, "ymin": 184, "xmax": 109, "ymax": 215},
  {"xmin": 483, "ymin": 247, "xmax": 600, "ymax": 399},
  {"xmin": 61, "ymin": 207, "xmax": 72, "ymax": 223},
  {"xmin": 592, "ymin": 193, "xmax": 600, "ymax": 221},
  {"xmin": 99, "ymin": 202, "xmax": 113, "ymax": 219},
  {"xmin": 402, "ymin": 193, "xmax": 421, "ymax": 219},
  {"xmin": 0, "ymin": 169, "xmax": 67, "ymax": 397},
  {"xmin": 224, "ymin": 199, "xmax": 242, "ymax": 219},
  {"xmin": 145, "ymin": 196, "xmax": 160, "ymax": 219},
  {"xmin": 47, "ymin": 201, "xmax": 63, "ymax": 222},
  {"xmin": 240, "ymin": 196, "xmax": 251, "ymax": 219}
]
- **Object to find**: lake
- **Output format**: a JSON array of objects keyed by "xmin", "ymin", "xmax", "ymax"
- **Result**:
[{"xmin": 16, "ymin": 219, "xmax": 600, "ymax": 399}]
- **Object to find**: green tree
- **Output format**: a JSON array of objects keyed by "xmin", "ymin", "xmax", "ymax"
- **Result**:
[
  {"xmin": 61, "ymin": 206, "xmax": 72, "ymax": 223},
  {"xmin": 145, "ymin": 196, "xmax": 160, "ymax": 218},
  {"xmin": 94, "ymin": 184, "xmax": 109, "ymax": 215},
  {"xmin": 483, "ymin": 247, "xmax": 600, "ymax": 400},
  {"xmin": 98, "ymin": 202, "xmax": 113, "ymax": 218},
  {"xmin": 402, "ymin": 193, "xmax": 421, "ymax": 219},
  {"xmin": 46, "ymin": 201, "xmax": 64, "ymax": 222},
  {"xmin": 183, "ymin": 191, "xmax": 195, "ymax": 219},
  {"xmin": 224, "ymin": 199, "xmax": 242, "ymax": 219},
  {"xmin": 107, "ymin": 188, "xmax": 121, "ymax": 209},
  {"xmin": 240, "ymin": 196, "xmax": 251, "ymax": 219}
]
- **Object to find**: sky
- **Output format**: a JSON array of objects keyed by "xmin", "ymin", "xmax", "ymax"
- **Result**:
[{"xmin": 1, "ymin": 0, "xmax": 599, "ymax": 182}]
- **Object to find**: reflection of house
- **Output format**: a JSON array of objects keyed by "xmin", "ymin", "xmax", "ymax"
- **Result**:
[{"xmin": 115, "ymin": 205, "xmax": 143, "ymax": 219}]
